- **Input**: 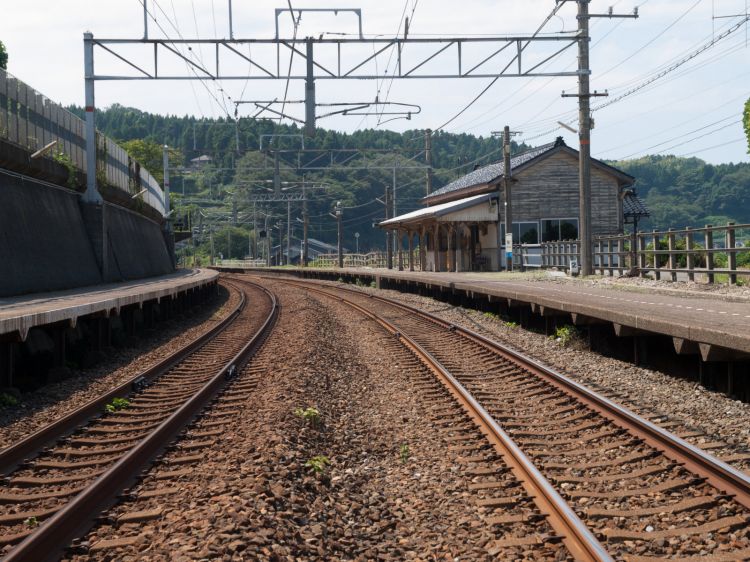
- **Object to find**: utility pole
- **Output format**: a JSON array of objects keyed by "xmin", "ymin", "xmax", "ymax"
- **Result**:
[
  {"xmin": 563, "ymin": 0, "xmax": 637, "ymax": 275},
  {"xmin": 392, "ymin": 167, "xmax": 397, "ymax": 257},
  {"xmin": 265, "ymin": 215, "xmax": 273, "ymax": 267},
  {"xmin": 209, "ymin": 229, "xmax": 215, "ymax": 265},
  {"xmin": 305, "ymin": 38, "xmax": 316, "ymax": 137},
  {"xmin": 425, "ymin": 129, "xmax": 433, "ymax": 196},
  {"xmin": 385, "ymin": 186, "xmax": 393, "ymax": 269},
  {"xmin": 332, "ymin": 202, "xmax": 343, "ymax": 268},
  {"xmin": 503, "ymin": 126, "xmax": 513, "ymax": 271},
  {"xmin": 273, "ymin": 149, "xmax": 281, "ymax": 195},
  {"xmin": 252, "ymin": 201, "xmax": 257, "ymax": 259},
  {"xmin": 302, "ymin": 179, "xmax": 309, "ymax": 266},
  {"xmin": 162, "ymin": 144, "xmax": 171, "ymax": 227},
  {"xmin": 286, "ymin": 199, "xmax": 291, "ymax": 266}
]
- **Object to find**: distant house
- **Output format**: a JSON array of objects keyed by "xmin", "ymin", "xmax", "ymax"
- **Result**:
[
  {"xmin": 379, "ymin": 137, "xmax": 642, "ymax": 272},
  {"xmin": 189, "ymin": 155, "xmax": 213, "ymax": 169},
  {"xmin": 271, "ymin": 237, "xmax": 346, "ymax": 265}
]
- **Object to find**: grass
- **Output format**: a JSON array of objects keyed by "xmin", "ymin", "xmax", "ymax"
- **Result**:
[
  {"xmin": 551, "ymin": 325, "xmax": 578, "ymax": 347},
  {"xmin": 399, "ymin": 444, "xmax": 410, "ymax": 464},
  {"xmin": 503, "ymin": 321, "xmax": 519, "ymax": 328},
  {"xmin": 305, "ymin": 455, "xmax": 330, "ymax": 474},
  {"xmin": 294, "ymin": 406, "xmax": 321, "ymax": 428},
  {"xmin": 105, "ymin": 397, "xmax": 131, "ymax": 413},
  {"xmin": 0, "ymin": 392, "xmax": 19, "ymax": 409}
]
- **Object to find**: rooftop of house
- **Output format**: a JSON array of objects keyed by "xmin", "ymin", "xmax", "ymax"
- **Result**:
[{"xmin": 424, "ymin": 137, "xmax": 634, "ymax": 204}]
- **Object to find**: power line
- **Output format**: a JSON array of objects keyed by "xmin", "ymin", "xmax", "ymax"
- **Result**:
[{"xmin": 597, "ymin": 0, "xmax": 704, "ymax": 81}]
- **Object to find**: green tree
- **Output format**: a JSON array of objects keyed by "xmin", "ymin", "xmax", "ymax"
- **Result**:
[
  {"xmin": 0, "ymin": 40, "xmax": 7, "ymax": 70},
  {"xmin": 120, "ymin": 138, "xmax": 182, "ymax": 186},
  {"xmin": 743, "ymin": 97, "xmax": 750, "ymax": 155}
]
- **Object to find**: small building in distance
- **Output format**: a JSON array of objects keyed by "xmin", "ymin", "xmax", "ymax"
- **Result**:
[
  {"xmin": 189, "ymin": 154, "xmax": 213, "ymax": 170},
  {"xmin": 379, "ymin": 137, "xmax": 638, "ymax": 272}
]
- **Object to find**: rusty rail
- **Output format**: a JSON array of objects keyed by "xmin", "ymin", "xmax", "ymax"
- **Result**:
[
  {"xmin": 0, "ymin": 283, "xmax": 245, "ymax": 475},
  {"xmin": 302, "ymin": 278, "xmax": 750, "ymax": 511},
  {"xmin": 4, "ymin": 280, "xmax": 279, "ymax": 562},
  {"xmin": 281, "ymin": 279, "xmax": 611, "ymax": 562}
]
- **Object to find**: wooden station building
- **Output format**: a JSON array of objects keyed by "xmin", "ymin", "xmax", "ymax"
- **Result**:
[{"xmin": 379, "ymin": 137, "xmax": 637, "ymax": 272}]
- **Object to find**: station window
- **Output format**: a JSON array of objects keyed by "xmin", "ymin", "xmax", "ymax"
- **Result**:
[
  {"xmin": 541, "ymin": 218, "xmax": 579, "ymax": 242},
  {"xmin": 501, "ymin": 222, "xmax": 540, "ymax": 245}
]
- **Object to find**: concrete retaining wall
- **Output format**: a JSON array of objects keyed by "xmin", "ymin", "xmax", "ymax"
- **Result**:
[
  {"xmin": 0, "ymin": 172, "xmax": 102, "ymax": 296},
  {"xmin": 106, "ymin": 205, "xmax": 173, "ymax": 281},
  {"xmin": 0, "ymin": 170, "xmax": 174, "ymax": 297}
]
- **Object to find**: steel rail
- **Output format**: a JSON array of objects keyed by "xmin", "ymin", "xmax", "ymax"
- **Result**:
[
  {"xmin": 0, "ymin": 282, "xmax": 243, "ymax": 475},
  {"xmin": 284, "ymin": 280, "xmax": 611, "ymax": 562},
  {"xmin": 281, "ymin": 276, "xmax": 750, "ymax": 511},
  {"xmin": 4, "ymin": 280, "xmax": 279, "ymax": 562}
]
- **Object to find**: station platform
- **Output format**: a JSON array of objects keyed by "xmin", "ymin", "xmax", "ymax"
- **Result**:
[
  {"xmin": 0, "ymin": 269, "xmax": 219, "ymax": 341},
  {"xmin": 220, "ymin": 266, "xmax": 750, "ymax": 360}
]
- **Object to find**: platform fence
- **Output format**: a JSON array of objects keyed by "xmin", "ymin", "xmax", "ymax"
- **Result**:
[
  {"xmin": 536, "ymin": 223, "xmax": 750, "ymax": 284},
  {"xmin": 0, "ymin": 68, "xmax": 165, "ymax": 215}
]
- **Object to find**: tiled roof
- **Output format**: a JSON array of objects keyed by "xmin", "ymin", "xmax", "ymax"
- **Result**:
[
  {"xmin": 425, "ymin": 141, "xmax": 558, "ymax": 200},
  {"xmin": 623, "ymin": 192, "xmax": 650, "ymax": 218}
]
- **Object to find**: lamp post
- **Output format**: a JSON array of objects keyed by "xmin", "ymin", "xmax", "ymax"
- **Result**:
[{"xmin": 355, "ymin": 232, "xmax": 360, "ymax": 254}]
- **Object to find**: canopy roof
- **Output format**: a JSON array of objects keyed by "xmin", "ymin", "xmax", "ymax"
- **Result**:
[{"xmin": 379, "ymin": 193, "xmax": 494, "ymax": 228}]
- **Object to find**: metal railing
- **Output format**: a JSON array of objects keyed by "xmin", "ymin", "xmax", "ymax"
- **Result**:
[
  {"xmin": 0, "ymin": 68, "xmax": 165, "ymax": 215},
  {"xmin": 310, "ymin": 252, "xmax": 394, "ymax": 269},
  {"xmin": 540, "ymin": 241, "xmax": 581, "ymax": 269}
]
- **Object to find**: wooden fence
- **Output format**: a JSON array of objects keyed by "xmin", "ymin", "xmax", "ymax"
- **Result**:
[
  {"xmin": 537, "ymin": 223, "xmax": 750, "ymax": 284},
  {"xmin": 0, "ymin": 68, "xmax": 165, "ymax": 215},
  {"xmin": 310, "ymin": 252, "xmax": 396, "ymax": 269}
]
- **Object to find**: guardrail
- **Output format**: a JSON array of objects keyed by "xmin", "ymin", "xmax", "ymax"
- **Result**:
[{"xmin": 0, "ymin": 68, "xmax": 165, "ymax": 216}]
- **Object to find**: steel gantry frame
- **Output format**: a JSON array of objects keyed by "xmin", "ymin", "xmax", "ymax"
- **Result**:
[{"xmin": 84, "ymin": 1, "xmax": 637, "ymax": 274}]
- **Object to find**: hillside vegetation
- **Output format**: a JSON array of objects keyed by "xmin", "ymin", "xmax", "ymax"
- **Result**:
[{"xmin": 73, "ymin": 104, "xmax": 750, "ymax": 258}]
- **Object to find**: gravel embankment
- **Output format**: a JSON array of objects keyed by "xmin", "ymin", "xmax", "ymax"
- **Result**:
[{"xmin": 0, "ymin": 285, "xmax": 238, "ymax": 448}]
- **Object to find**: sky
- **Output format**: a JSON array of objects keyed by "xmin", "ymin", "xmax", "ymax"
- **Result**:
[{"xmin": 1, "ymin": 0, "xmax": 748, "ymax": 165}]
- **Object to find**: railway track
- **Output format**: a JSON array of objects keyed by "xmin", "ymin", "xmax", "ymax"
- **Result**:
[
  {"xmin": 269, "ymin": 276, "xmax": 750, "ymax": 561},
  {"xmin": 0, "ymin": 280, "xmax": 278, "ymax": 561}
]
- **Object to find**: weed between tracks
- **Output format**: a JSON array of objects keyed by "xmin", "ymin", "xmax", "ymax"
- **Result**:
[{"xmin": 105, "ymin": 397, "xmax": 130, "ymax": 413}]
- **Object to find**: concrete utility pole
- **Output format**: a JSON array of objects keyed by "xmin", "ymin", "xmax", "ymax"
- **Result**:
[
  {"xmin": 334, "ymin": 202, "xmax": 343, "ymax": 268},
  {"xmin": 425, "ymin": 129, "xmax": 433, "ymax": 196},
  {"xmin": 286, "ymin": 199, "xmax": 291, "ymax": 266},
  {"xmin": 385, "ymin": 186, "xmax": 393, "ymax": 270},
  {"xmin": 563, "ymin": 0, "xmax": 637, "ymax": 275},
  {"xmin": 392, "ymin": 167, "xmax": 398, "ymax": 258},
  {"xmin": 577, "ymin": 0, "xmax": 593, "ymax": 276},
  {"xmin": 265, "ymin": 215, "xmax": 271, "ymax": 267},
  {"xmin": 302, "ymin": 179, "xmax": 309, "ymax": 266},
  {"xmin": 305, "ymin": 38, "xmax": 316, "ymax": 137},
  {"xmin": 252, "ymin": 201, "xmax": 257, "ymax": 259},
  {"xmin": 162, "ymin": 145, "xmax": 171, "ymax": 226},
  {"xmin": 503, "ymin": 126, "xmax": 513, "ymax": 272}
]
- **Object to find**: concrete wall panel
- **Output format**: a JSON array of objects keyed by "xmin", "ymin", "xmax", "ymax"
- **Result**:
[
  {"xmin": 106, "ymin": 205, "xmax": 172, "ymax": 281},
  {"xmin": 0, "ymin": 173, "xmax": 102, "ymax": 296}
]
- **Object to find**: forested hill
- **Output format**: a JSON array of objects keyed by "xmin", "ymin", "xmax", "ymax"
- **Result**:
[
  {"xmin": 610, "ymin": 156, "xmax": 750, "ymax": 229},
  {"xmin": 74, "ymin": 104, "xmax": 750, "ymax": 247}
]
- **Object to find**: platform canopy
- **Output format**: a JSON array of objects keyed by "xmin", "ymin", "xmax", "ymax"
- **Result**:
[{"xmin": 379, "ymin": 193, "xmax": 497, "ymax": 229}]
